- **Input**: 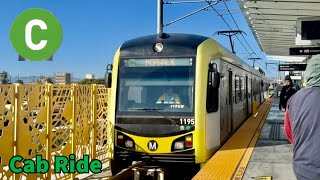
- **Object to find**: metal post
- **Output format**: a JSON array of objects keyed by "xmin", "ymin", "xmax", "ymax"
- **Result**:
[
  {"xmin": 46, "ymin": 84, "xmax": 52, "ymax": 179},
  {"xmin": 278, "ymin": 60, "xmax": 280, "ymax": 83},
  {"xmin": 157, "ymin": 0, "xmax": 164, "ymax": 34},
  {"xmin": 266, "ymin": 63, "xmax": 267, "ymax": 71},
  {"xmin": 92, "ymin": 84, "xmax": 97, "ymax": 159},
  {"xmin": 228, "ymin": 36, "xmax": 235, "ymax": 54}
]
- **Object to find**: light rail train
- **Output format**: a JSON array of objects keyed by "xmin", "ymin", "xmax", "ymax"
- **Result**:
[{"xmin": 105, "ymin": 33, "xmax": 269, "ymax": 176}]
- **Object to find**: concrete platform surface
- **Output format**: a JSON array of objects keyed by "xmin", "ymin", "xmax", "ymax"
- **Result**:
[{"xmin": 243, "ymin": 98, "xmax": 296, "ymax": 180}]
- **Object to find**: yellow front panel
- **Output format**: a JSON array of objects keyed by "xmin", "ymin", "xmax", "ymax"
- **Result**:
[
  {"xmin": 107, "ymin": 48, "xmax": 121, "ymax": 160},
  {"xmin": 121, "ymin": 131, "xmax": 193, "ymax": 154}
]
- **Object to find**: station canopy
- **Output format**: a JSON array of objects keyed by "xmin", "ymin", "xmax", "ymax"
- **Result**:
[{"xmin": 237, "ymin": 0, "xmax": 320, "ymax": 62}]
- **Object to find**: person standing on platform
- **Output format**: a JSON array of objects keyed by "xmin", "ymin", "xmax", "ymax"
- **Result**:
[
  {"xmin": 279, "ymin": 75, "xmax": 296, "ymax": 110},
  {"xmin": 284, "ymin": 54, "xmax": 320, "ymax": 180}
]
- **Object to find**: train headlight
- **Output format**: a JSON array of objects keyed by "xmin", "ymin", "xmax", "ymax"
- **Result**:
[
  {"xmin": 174, "ymin": 141, "xmax": 185, "ymax": 150},
  {"xmin": 125, "ymin": 140, "xmax": 134, "ymax": 148},
  {"xmin": 153, "ymin": 43, "xmax": 163, "ymax": 53}
]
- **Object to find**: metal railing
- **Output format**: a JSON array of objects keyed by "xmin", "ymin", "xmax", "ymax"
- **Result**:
[{"xmin": 0, "ymin": 84, "xmax": 111, "ymax": 180}]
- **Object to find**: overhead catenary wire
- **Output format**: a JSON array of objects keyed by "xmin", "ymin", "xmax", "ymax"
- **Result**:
[
  {"xmin": 206, "ymin": 1, "xmax": 278, "ymax": 77},
  {"xmin": 222, "ymin": 1, "xmax": 281, "ymax": 78},
  {"xmin": 222, "ymin": 1, "xmax": 262, "ymax": 61},
  {"xmin": 206, "ymin": 1, "xmax": 253, "ymax": 59}
]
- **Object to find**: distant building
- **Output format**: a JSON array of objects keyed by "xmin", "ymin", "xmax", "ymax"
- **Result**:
[
  {"xmin": 55, "ymin": 72, "xmax": 71, "ymax": 84},
  {"xmin": 86, "ymin": 74, "xmax": 95, "ymax": 79}
]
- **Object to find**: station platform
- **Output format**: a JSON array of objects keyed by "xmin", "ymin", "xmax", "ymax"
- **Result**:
[
  {"xmin": 193, "ymin": 98, "xmax": 296, "ymax": 180},
  {"xmin": 242, "ymin": 98, "xmax": 295, "ymax": 180}
]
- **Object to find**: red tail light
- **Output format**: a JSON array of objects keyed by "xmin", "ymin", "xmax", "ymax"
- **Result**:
[
  {"xmin": 185, "ymin": 136, "xmax": 193, "ymax": 148},
  {"xmin": 117, "ymin": 135, "xmax": 124, "ymax": 146}
]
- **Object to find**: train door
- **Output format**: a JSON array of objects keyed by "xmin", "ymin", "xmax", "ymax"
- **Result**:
[
  {"xmin": 228, "ymin": 70, "xmax": 233, "ymax": 136},
  {"xmin": 220, "ymin": 62, "xmax": 229, "ymax": 142},
  {"xmin": 245, "ymin": 76, "xmax": 249, "ymax": 118}
]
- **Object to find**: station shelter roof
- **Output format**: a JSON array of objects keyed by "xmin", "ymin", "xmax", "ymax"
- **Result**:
[{"xmin": 236, "ymin": 0, "xmax": 320, "ymax": 62}]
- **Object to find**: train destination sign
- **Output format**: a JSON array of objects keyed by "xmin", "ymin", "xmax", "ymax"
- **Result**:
[
  {"xmin": 278, "ymin": 64, "xmax": 307, "ymax": 71},
  {"xmin": 124, "ymin": 58, "xmax": 193, "ymax": 67}
]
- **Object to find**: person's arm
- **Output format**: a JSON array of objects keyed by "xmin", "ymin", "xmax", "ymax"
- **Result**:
[{"xmin": 284, "ymin": 109, "xmax": 293, "ymax": 143}]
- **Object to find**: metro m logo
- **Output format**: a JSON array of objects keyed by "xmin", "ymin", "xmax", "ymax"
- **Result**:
[{"xmin": 148, "ymin": 140, "xmax": 158, "ymax": 151}]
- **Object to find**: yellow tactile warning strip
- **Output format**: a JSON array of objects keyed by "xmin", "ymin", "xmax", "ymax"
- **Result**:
[
  {"xmin": 232, "ymin": 100, "xmax": 273, "ymax": 180},
  {"xmin": 193, "ymin": 99, "xmax": 273, "ymax": 180}
]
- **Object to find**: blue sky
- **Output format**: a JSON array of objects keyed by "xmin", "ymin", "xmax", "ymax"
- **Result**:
[{"xmin": 0, "ymin": 0, "xmax": 278, "ymax": 79}]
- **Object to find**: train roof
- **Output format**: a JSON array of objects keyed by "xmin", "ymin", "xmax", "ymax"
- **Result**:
[
  {"xmin": 119, "ymin": 33, "xmax": 262, "ymax": 77},
  {"xmin": 120, "ymin": 33, "xmax": 208, "ymax": 58}
]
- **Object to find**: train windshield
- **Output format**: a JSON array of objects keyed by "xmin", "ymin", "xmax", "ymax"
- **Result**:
[{"xmin": 117, "ymin": 58, "xmax": 195, "ymax": 115}]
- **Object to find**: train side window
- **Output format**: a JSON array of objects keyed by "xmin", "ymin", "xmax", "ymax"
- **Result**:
[
  {"xmin": 253, "ymin": 79, "xmax": 257, "ymax": 96},
  {"xmin": 240, "ymin": 76, "xmax": 244, "ymax": 100},
  {"xmin": 235, "ymin": 75, "xmax": 241, "ymax": 104},
  {"xmin": 252, "ymin": 79, "xmax": 255, "ymax": 96},
  {"xmin": 206, "ymin": 62, "xmax": 219, "ymax": 113},
  {"xmin": 248, "ymin": 78, "xmax": 251, "ymax": 98}
]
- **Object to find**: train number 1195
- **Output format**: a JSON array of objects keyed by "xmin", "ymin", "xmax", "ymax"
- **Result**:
[{"xmin": 179, "ymin": 118, "xmax": 195, "ymax": 125}]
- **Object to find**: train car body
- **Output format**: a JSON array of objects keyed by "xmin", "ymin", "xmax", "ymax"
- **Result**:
[{"xmin": 105, "ymin": 33, "xmax": 267, "ymax": 175}]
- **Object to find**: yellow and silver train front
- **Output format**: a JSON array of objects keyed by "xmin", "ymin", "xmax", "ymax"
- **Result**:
[{"xmin": 106, "ymin": 33, "xmax": 209, "ymax": 173}]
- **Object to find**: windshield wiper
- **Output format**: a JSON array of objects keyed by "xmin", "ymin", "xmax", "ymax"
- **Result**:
[{"xmin": 131, "ymin": 108, "xmax": 178, "ymax": 127}]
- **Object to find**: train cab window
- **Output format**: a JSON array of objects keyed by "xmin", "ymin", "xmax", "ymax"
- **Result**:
[
  {"xmin": 117, "ymin": 60, "xmax": 195, "ymax": 114},
  {"xmin": 235, "ymin": 75, "xmax": 241, "ymax": 104}
]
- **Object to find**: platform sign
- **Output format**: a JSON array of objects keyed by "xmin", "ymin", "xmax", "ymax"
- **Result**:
[
  {"xmin": 290, "ymin": 46, "xmax": 320, "ymax": 55},
  {"xmin": 278, "ymin": 64, "xmax": 307, "ymax": 71},
  {"xmin": 289, "ymin": 71, "xmax": 302, "ymax": 76}
]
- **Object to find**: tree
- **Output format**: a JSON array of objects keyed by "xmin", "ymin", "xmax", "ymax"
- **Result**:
[
  {"xmin": 78, "ymin": 78, "xmax": 94, "ymax": 84},
  {"xmin": 93, "ymin": 78, "xmax": 105, "ymax": 84},
  {"xmin": 15, "ymin": 80, "xmax": 24, "ymax": 84},
  {"xmin": 37, "ymin": 76, "xmax": 54, "ymax": 84},
  {"xmin": 78, "ymin": 78, "xmax": 104, "ymax": 84},
  {"xmin": 0, "ymin": 71, "xmax": 9, "ymax": 84},
  {"xmin": 45, "ymin": 77, "xmax": 54, "ymax": 83}
]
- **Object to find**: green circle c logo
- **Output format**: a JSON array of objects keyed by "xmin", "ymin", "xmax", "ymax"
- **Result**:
[{"xmin": 10, "ymin": 8, "xmax": 63, "ymax": 61}]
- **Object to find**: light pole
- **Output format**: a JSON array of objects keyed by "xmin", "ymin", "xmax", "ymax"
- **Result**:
[{"xmin": 157, "ymin": 0, "xmax": 163, "ymax": 34}]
